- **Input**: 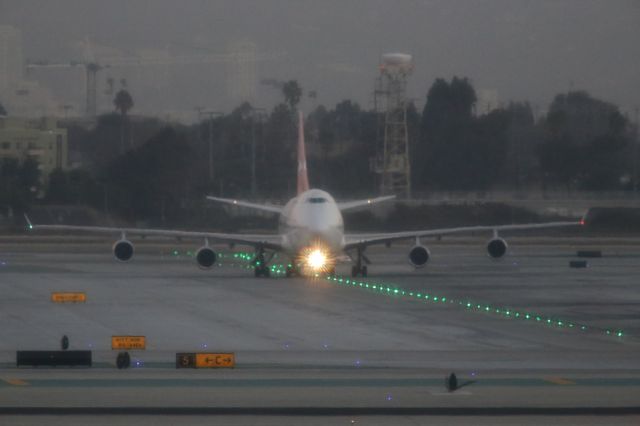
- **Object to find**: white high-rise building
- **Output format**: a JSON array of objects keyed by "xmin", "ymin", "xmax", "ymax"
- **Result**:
[
  {"xmin": 0, "ymin": 25, "xmax": 23, "ymax": 96},
  {"xmin": 0, "ymin": 25, "xmax": 58, "ymax": 117}
]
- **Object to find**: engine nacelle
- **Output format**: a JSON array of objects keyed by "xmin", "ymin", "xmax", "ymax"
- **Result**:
[
  {"xmin": 487, "ymin": 238, "xmax": 508, "ymax": 259},
  {"xmin": 408, "ymin": 245, "xmax": 430, "ymax": 268},
  {"xmin": 196, "ymin": 247, "xmax": 217, "ymax": 269},
  {"xmin": 113, "ymin": 239, "xmax": 134, "ymax": 262}
]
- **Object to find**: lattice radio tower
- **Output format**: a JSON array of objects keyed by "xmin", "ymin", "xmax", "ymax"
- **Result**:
[{"xmin": 373, "ymin": 53, "xmax": 413, "ymax": 198}]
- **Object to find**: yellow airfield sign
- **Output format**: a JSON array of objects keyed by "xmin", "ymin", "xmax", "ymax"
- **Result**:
[
  {"xmin": 111, "ymin": 336, "xmax": 146, "ymax": 350},
  {"xmin": 51, "ymin": 292, "xmax": 87, "ymax": 303},
  {"xmin": 176, "ymin": 352, "xmax": 235, "ymax": 368},
  {"xmin": 196, "ymin": 353, "xmax": 235, "ymax": 368}
]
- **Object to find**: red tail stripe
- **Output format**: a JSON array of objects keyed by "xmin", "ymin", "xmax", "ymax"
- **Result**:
[{"xmin": 297, "ymin": 110, "xmax": 310, "ymax": 195}]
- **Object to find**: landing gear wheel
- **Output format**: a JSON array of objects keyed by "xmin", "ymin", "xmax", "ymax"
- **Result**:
[
  {"xmin": 285, "ymin": 264, "xmax": 298, "ymax": 278},
  {"xmin": 253, "ymin": 245, "xmax": 271, "ymax": 278},
  {"xmin": 254, "ymin": 265, "xmax": 270, "ymax": 278},
  {"xmin": 351, "ymin": 246, "xmax": 369, "ymax": 277},
  {"xmin": 351, "ymin": 265, "xmax": 368, "ymax": 277}
]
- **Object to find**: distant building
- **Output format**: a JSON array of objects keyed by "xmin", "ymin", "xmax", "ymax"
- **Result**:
[
  {"xmin": 0, "ymin": 25, "xmax": 59, "ymax": 117},
  {"xmin": 0, "ymin": 25, "xmax": 23, "ymax": 95},
  {"xmin": 0, "ymin": 116, "xmax": 68, "ymax": 183}
]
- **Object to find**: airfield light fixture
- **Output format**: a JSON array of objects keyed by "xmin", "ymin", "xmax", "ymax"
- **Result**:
[{"xmin": 221, "ymin": 251, "xmax": 626, "ymax": 340}]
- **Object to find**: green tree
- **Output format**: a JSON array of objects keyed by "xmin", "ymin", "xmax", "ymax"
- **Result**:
[
  {"xmin": 114, "ymin": 89, "xmax": 134, "ymax": 116},
  {"xmin": 282, "ymin": 80, "xmax": 302, "ymax": 110},
  {"xmin": 46, "ymin": 169, "xmax": 71, "ymax": 204},
  {"xmin": 306, "ymin": 100, "xmax": 376, "ymax": 195},
  {"xmin": 114, "ymin": 89, "xmax": 134, "ymax": 153},
  {"xmin": 0, "ymin": 158, "xmax": 40, "ymax": 215},
  {"xmin": 536, "ymin": 91, "xmax": 630, "ymax": 190},
  {"xmin": 502, "ymin": 102, "xmax": 538, "ymax": 190},
  {"xmin": 261, "ymin": 103, "xmax": 297, "ymax": 195},
  {"xmin": 473, "ymin": 108, "xmax": 510, "ymax": 188},
  {"xmin": 419, "ymin": 77, "xmax": 479, "ymax": 189},
  {"xmin": 69, "ymin": 114, "xmax": 165, "ymax": 171},
  {"xmin": 45, "ymin": 168, "xmax": 101, "ymax": 206},
  {"xmin": 105, "ymin": 127, "xmax": 193, "ymax": 223},
  {"xmin": 216, "ymin": 103, "xmax": 254, "ymax": 196}
]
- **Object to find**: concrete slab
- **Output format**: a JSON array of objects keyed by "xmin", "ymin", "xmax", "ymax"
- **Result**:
[{"xmin": 0, "ymin": 239, "xmax": 639, "ymax": 423}]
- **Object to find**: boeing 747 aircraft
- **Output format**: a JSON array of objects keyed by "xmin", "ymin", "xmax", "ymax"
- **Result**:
[{"xmin": 25, "ymin": 112, "xmax": 581, "ymax": 277}]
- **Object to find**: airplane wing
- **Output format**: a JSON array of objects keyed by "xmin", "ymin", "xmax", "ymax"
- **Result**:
[
  {"xmin": 24, "ymin": 215, "xmax": 283, "ymax": 251},
  {"xmin": 337, "ymin": 195, "xmax": 396, "ymax": 212},
  {"xmin": 206, "ymin": 196, "xmax": 283, "ymax": 214},
  {"xmin": 344, "ymin": 220, "xmax": 582, "ymax": 250}
]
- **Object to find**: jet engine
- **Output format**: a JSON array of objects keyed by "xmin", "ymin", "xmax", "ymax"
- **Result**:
[
  {"xmin": 486, "ymin": 238, "xmax": 508, "ymax": 259},
  {"xmin": 408, "ymin": 245, "xmax": 430, "ymax": 268},
  {"xmin": 113, "ymin": 239, "xmax": 134, "ymax": 262},
  {"xmin": 196, "ymin": 246, "xmax": 217, "ymax": 269}
]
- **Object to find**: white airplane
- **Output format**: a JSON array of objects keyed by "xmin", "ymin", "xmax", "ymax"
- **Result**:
[{"xmin": 25, "ymin": 111, "xmax": 582, "ymax": 277}]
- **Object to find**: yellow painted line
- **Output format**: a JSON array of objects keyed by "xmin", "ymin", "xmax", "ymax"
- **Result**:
[
  {"xmin": 545, "ymin": 377, "xmax": 576, "ymax": 385},
  {"xmin": 4, "ymin": 379, "xmax": 29, "ymax": 386}
]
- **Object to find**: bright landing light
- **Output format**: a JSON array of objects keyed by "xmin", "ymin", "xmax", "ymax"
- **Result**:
[
  {"xmin": 298, "ymin": 244, "xmax": 335, "ymax": 275},
  {"xmin": 307, "ymin": 249, "xmax": 327, "ymax": 270}
]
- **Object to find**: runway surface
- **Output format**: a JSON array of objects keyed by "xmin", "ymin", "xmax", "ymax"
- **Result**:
[{"xmin": 1, "ymin": 237, "xmax": 639, "ymax": 425}]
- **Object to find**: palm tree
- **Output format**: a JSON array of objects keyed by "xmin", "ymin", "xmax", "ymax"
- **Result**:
[
  {"xmin": 114, "ymin": 89, "xmax": 133, "ymax": 116},
  {"xmin": 113, "ymin": 90, "xmax": 134, "ymax": 152},
  {"xmin": 282, "ymin": 80, "xmax": 302, "ymax": 111}
]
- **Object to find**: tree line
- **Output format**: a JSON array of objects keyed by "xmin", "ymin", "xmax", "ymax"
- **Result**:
[{"xmin": 1, "ymin": 78, "xmax": 637, "ymax": 226}]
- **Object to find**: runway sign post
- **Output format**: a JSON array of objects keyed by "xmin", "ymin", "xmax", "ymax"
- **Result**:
[
  {"xmin": 176, "ymin": 353, "xmax": 235, "ymax": 368},
  {"xmin": 51, "ymin": 292, "xmax": 86, "ymax": 303},
  {"xmin": 111, "ymin": 336, "xmax": 146, "ymax": 350}
]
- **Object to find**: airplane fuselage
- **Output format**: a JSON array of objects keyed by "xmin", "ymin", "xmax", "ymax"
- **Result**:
[{"xmin": 279, "ymin": 189, "xmax": 345, "ymax": 257}]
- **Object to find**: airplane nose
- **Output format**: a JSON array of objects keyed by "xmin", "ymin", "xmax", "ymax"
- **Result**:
[{"xmin": 308, "ymin": 223, "xmax": 328, "ymax": 233}]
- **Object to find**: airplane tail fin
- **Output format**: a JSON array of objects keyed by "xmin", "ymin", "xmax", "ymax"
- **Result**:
[{"xmin": 297, "ymin": 110, "xmax": 310, "ymax": 195}]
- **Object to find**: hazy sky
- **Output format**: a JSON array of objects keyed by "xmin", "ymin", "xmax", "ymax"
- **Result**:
[{"xmin": 1, "ymin": 0, "xmax": 639, "ymax": 117}]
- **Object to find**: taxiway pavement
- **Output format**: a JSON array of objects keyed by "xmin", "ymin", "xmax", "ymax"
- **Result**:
[{"xmin": 0, "ymin": 238, "xmax": 639, "ymax": 424}]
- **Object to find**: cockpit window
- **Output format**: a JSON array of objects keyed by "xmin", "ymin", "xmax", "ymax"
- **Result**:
[{"xmin": 307, "ymin": 197, "xmax": 327, "ymax": 204}]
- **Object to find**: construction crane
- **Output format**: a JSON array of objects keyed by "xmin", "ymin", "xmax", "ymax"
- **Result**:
[
  {"xmin": 26, "ymin": 37, "xmax": 286, "ymax": 118},
  {"xmin": 26, "ymin": 37, "xmax": 109, "ymax": 117},
  {"xmin": 26, "ymin": 60, "xmax": 104, "ymax": 117}
]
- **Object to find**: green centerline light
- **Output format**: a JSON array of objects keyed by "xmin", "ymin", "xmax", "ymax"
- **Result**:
[{"xmin": 218, "ymin": 254, "xmax": 625, "ymax": 340}]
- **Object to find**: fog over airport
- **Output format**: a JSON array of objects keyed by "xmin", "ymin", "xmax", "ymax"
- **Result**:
[
  {"xmin": 3, "ymin": 3, "xmax": 640, "ymax": 423},
  {"xmin": 1, "ymin": 0, "xmax": 639, "ymax": 119}
]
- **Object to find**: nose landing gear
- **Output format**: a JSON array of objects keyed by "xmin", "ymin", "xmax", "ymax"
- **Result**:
[
  {"xmin": 350, "ymin": 246, "xmax": 369, "ymax": 277},
  {"xmin": 285, "ymin": 263, "xmax": 299, "ymax": 277},
  {"xmin": 351, "ymin": 265, "xmax": 367, "ymax": 278},
  {"xmin": 253, "ymin": 246, "xmax": 271, "ymax": 278},
  {"xmin": 254, "ymin": 264, "xmax": 270, "ymax": 277}
]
